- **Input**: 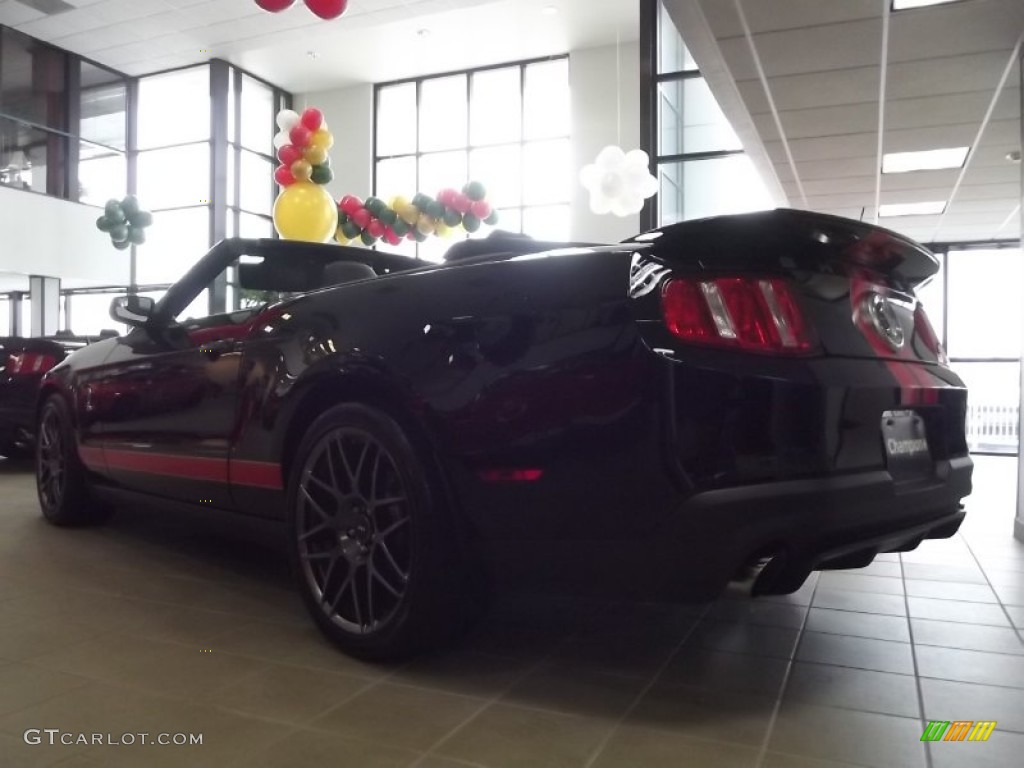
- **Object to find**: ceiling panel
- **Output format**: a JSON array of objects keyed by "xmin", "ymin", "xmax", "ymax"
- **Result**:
[
  {"xmin": 888, "ymin": 0, "xmax": 1024, "ymax": 62},
  {"xmin": 702, "ymin": 0, "xmax": 879, "ymax": 40}
]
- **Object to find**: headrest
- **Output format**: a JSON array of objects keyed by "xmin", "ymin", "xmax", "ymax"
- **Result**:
[{"xmin": 322, "ymin": 261, "xmax": 377, "ymax": 286}]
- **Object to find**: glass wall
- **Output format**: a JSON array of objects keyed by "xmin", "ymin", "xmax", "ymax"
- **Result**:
[
  {"xmin": 644, "ymin": 0, "xmax": 772, "ymax": 226},
  {"xmin": 0, "ymin": 25, "xmax": 128, "ymax": 204},
  {"xmin": 917, "ymin": 245, "xmax": 1023, "ymax": 455},
  {"xmin": 374, "ymin": 57, "xmax": 571, "ymax": 262}
]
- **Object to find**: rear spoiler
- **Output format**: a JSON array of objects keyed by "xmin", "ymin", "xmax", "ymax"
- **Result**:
[{"xmin": 625, "ymin": 208, "xmax": 939, "ymax": 286}]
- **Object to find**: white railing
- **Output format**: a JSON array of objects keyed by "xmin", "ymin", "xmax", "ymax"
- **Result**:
[{"xmin": 966, "ymin": 403, "xmax": 1019, "ymax": 453}]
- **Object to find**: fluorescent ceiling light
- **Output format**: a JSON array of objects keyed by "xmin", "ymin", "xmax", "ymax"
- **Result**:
[
  {"xmin": 882, "ymin": 147, "xmax": 969, "ymax": 173},
  {"xmin": 892, "ymin": 0, "xmax": 963, "ymax": 9},
  {"xmin": 878, "ymin": 201, "xmax": 946, "ymax": 217}
]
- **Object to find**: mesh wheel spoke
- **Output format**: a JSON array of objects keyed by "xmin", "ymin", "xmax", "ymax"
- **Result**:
[{"xmin": 376, "ymin": 540, "xmax": 409, "ymax": 582}]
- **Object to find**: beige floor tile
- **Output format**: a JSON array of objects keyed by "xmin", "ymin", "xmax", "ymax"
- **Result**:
[
  {"xmin": 916, "ymin": 644, "xmax": 1024, "ymax": 688},
  {"xmin": 769, "ymin": 702, "xmax": 926, "ymax": 768},
  {"xmin": 811, "ymin": 588, "xmax": 907, "ymax": 617},
  {"xmin": 904, "ymin": 579, "xmax": 998, "ymax": 603},
  {"xmin": 0, "ymin": 680, "xmax": 156, "ymax": 738},
  {"xmin": 591, "ymin": 723, "xmax": 760, "ymax": 768},
  {"xmin": 817, "ymin": 572, "xmax": 906, "ymax": 596},
  {"xmin": 203, "ymin": 661, "xmax": 370, "ymax": 725},
  {"xmin": 311, "ymin": 683, "xmax": 484, "ymax": 752},
  {"xmin": 435, "ymin": 702, "xmax": 610, "ymax": 768},
  {"xmin": 928, "ymin": 727, "xmax": 1024, "ymax": 768},
  {"xmin": 0, "ymin": 731, "xmax": 78, "ymax": 767},
  {"xmin": 804, "ymin": 607, "xmax": 910, "ymax": 642},
  {"xmin": 627, "ymin": 682, "xmax": 776, "ymax": 746},
  {"xmin": 907, "ymin": 596, "xmax": 1011, "ymax": 627},
  {"xmin": 243, "ymin": 728, "xmax": 421, "ymax": 768},
  {"xmin": 761, "ymin": 753, "xmax": 865, "ymax": 768},
  {"xmin": 690, "ymin": 620, "xmax": 801, "ymax": 659},
  {"xmin": 501, "ymin": 662, "xmax": 647, "ymax": 720},
  {"xmin": 911, "ymin": 617, "xmax": 1024, "ymax": 655},
  {"xmin": 796, "ymin": 631, "xmax": 916, "ymax": 675},
  {"xmin": 920, "ymin": 677, "xmax": 1024, "ymax": 734},
  {"xmin": 659, "ymin": 645, "xmax": 790, "ymax": 697},
  {"xmin": 390, "ymin": 651, "xmax": 528, "ymax": 699},
  {"xmin": 0, "ymin": 664, "xmax": 90, "ymax": 718},
  {"xmin": 707, "ymin": 599, "xmax": 806, "ymax": 629},
  {"xmin": 0, "ymin": 616, "xmax": 112, "ymax": 663},
  {"xmin": 784, "ymin": 662, "xmax": 920, "ymax": 717}
]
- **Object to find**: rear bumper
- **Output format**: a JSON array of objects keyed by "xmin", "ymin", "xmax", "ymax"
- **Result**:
[{"xmin": 484, "ymin": 455, "xmax": 972, "ymax": 600}]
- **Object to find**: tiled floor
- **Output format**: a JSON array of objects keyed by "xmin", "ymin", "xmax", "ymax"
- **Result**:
[{"xmin": 0, "ymin": 456, "xmax": 1021, "ymax": 768}]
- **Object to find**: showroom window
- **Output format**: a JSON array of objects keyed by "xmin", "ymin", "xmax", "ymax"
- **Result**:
[
  {"xmin": 0, "ymin": 297, "xmax": 10, "ymax": 336},
  {"xmin": 640, "ymin": 0, "xmax": 772, "ymax": 227},
  {"xmin": 918, "ymin": 245, "xmax": 1023, "ymax": 456},
  {"xmin": 131, "ymin": 63, "xmax": 288, "ymax": 317},
  {"xmin": 0, "ymin": 26, "xmax": 127, "ymax": 204},
  {"xmin": 374, "ymin": 57, "xmax": 571, "ymax": 262}
]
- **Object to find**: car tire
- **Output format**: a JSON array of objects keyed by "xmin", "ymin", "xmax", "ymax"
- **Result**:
[
  {"xmin": 286, "ymin": 402, "xmax": 470, "ymax": 660},
  {"xmin": 36, "ymin": 395, "xmax": 109, "ymax": 527}
]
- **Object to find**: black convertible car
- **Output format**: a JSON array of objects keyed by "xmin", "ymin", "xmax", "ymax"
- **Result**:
[
  {"xmin": 34, "ymin": 210, "xmax": 971, "ymax": 659},
  {"xmin": 2, "ymin": 332, "xmax": 116, "ymax": 458}
]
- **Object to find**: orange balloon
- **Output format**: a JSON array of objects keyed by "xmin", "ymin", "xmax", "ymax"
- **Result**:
[{"xmin": 291, "ymin": 159, "xmax": 313, "ymax": 181}]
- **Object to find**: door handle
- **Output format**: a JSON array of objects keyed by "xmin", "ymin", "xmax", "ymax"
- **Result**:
[{"xmin": 198, "ymin": 339, "xmax": 236, "ymax": 359}]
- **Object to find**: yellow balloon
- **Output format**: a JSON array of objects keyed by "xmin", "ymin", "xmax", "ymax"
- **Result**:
[
  {"xmin": 399, "ymin": 204, "xmax": 419, "ymax": 225},
  {"xmin": 434, "ymin": 221, "xmax": 451, "ymax": 238},
  {"xmin": 417, "ymin": 214, "xmax": 435, "ymax": 235},
  {"xmin": 390, "ymin": 195, "xmax": 408, "ymax": 211},
  {"xmin": 335, "ymin": 228, "xmax": 352, "ymax": 245},
  {"xmin": 291, "ymin": 159, "xmax": 312, "ymax": 182},
  {"xmin": 304, "ymin": 146, "xmax": 327, "ymax": 165},
  {"xmin": 273, "ymin": 182, "xmax": 338, "ymax": 243},
  {"xmin": 311, "ymin": 128, "xmax": 334, "ymax": 151}
]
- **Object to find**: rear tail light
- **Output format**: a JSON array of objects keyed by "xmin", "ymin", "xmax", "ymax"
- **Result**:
[
  {"xmin": 4, "ymin": 352, "xmax": 58, "ymax": 376},
  {"xmin": 914, "ymin": 306, "xmax": 948, "ymax": 365},
  {"xmin": 661, "ymin": 277, "xmax": 814, "ymax": 354}
]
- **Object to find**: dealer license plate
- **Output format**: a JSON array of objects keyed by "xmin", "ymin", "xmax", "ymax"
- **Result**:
[{"xmin": 882, "ymin": 410, "xmax": 932, "ymax": 481}]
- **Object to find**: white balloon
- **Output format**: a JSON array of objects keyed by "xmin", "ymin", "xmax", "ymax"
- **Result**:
[
  {"xmin": 276, "ymin": 109, "xmax": 300, "ymax": 131},
  {"xmin": 273, "ymin": 130, "xmax": 290, "ymax": 150},
  {"xmin": 580, "ymin": 145, "xmax": 658, "ymax": 218}
]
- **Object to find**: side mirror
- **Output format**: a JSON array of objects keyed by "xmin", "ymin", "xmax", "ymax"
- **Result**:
[{"xmin": 109, "ymin": 295, "xmax": 156, "ymax": 327}]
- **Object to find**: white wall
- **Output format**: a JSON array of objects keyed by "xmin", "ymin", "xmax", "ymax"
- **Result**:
[
  {"xmin": 0, "ymin": 186, "xmax": 131, "ymax": 286},
  {"xmin": 299, "ymin": 42, "xmax": 643, "ymax": 246},
  {"xmin": 570, "ymin": 42, "xmax": 642, "ymax": 244},
  {"xmin": 295, "ymin": 85, "xmax": 374, "ymax": 204}
]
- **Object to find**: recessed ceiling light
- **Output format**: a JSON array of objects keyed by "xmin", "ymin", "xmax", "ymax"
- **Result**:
[
  {"xmin": 878, "ymin": 201, "xmax": 947, "ymax": 217},
  {"xmin": 881, "ymin": 147, "xmax": 969, "ymax": 174},
  {"xmin": 892, "ymin": 0, "xmax": 964, "ymax": 9},
  {"xmin": 1007, "ymin": 150, "xmax": 1022, "ymax": 163}
]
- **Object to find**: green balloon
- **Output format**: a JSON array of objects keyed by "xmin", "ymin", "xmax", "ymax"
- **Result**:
[
  {"xmin": 127, "ymin": 227, "xmax": 146, "ymax": 245},
  {"xmin": 379, "ymin": 208, "xmax": 398, "ymax": 226},
  {"xmin": 341, "ymin": 220, "xmax": 361, "ymax": 240},
  {"xmin": 426, "ymin": 200, "xmax": 446, "ymax": 219},
  {"xmin": 120, "ymin": 195, "xmax": 140, "ymax": 217},
  {"xmin": 104, "ymin": 199, "xmax": 125, "ymax": 223},
  {"xmin": 391, "ymin": 218, "xmax": 411, "ymax": 237},
  {"xmin": 311, "ymin": 165, "xmax": 334, "ymax": 185},
  {"xmin": 484, "ymin": 210, "xmax": 500, "ymax": 226},
  {"xmin": 364, "ymin": 197, "xmax": 383, "ymax": 215},
  {"xmin": 360, "ymin": 231, "xmax": 378, "ymax": 246},
  {"xmin": 463, "ymin": 213, "xmax": 481, "ymax": 233},
  {"xmin": 109, "ymin": 224, "xmax": 129, "ymax": 243},
  {"xmin": 412, "ymin": 229, "xmax": 428, "ymax": 243},
  {"xmin": 411, "ymin": 193, "xmax": 430, "ymax": 210},
  {"xmin": 112, "ymin": 238, "xmax": 131, "ymax": 251},
  {"xmin": 464, "ymin": 180, "xmax": 486, "ymax": 201},
  {"xmin": 443, "ymin": 208, "xmax": 463, "ymax": 228},
  {"xmin": 96, "ymin": 215, "xmax": 113, "ymax": 232},
  {"xmin": 128, "ymin": 210, "xmax": 153, "ymax": 228}
]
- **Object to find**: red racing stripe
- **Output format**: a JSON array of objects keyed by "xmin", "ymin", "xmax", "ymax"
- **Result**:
[
  {"xmin": 95, "ymin": 448, "xmax": 283, "ymax": 490},
  {"xmin": 229, "ymin": 459, "xmax": 284, "ymax": 490}
]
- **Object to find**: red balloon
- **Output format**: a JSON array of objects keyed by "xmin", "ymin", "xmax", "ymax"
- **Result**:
[
  {"xmin": 384, "ymin": 228, "xmax": 401, "ymax": 246},
  {"xmin": 300, "ymin": 107, "xmax": 323, "ymax": 132},
  {"xmin": 277, "ymin": 144, "xmax": 302, "ymax": 166},
  {"xmin": 340, "ymin": 195, "xmax": 364, "ymax": 215},
  {"xmin": 255, "ymin": 0, "xmax": 296, "ymax": 12},
  {"xmin": 274, "ymin": 165, "xmax": 296, "ymax": 186},
  {"xmin": 289, "ymin": 124, "xmax": 313, "ymax": 148},
  {"xmin": 452, "ymin": 193, "xmax": 472, "ymax": 215},
  {"xmin": 437, "ymin": 187, "xmax": 458, "ymax": 207},
  {"xmin": 350, "ymin": 208, "xmax": 371, "ymax": 230},
  {"xmin": 366, "ymin": 218, "xmax": 385, "ymax": 238},
  {"xmin": 470, "ymin": 200, "xmax": 492, "ymax": 219},
  {"xmin": 405, "ymin": 230, "xmax": 417, "ymax": 240},
  {"xmin": 304, "ymin": 0, "xmax": 348, "ymax": 20}
]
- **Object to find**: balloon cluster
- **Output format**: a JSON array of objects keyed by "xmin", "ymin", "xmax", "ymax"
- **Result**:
[
  {"xmin": 272, "ymin": 107, "xmax": 339, "ymax": 243},
  {"xmin": 273, "ymin": 107, "xmax": 334, "ymax": 187},
  {"xmin": 255, "ymin": 0, "xmax": 348, "ymax": 20},
  {"xmin": 336, "ymin": 182, "xmax": 499, "ymax": 246},
  {"xmin": 95, "ymin": 196, "xmax": 153, "ymax": 251}
]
